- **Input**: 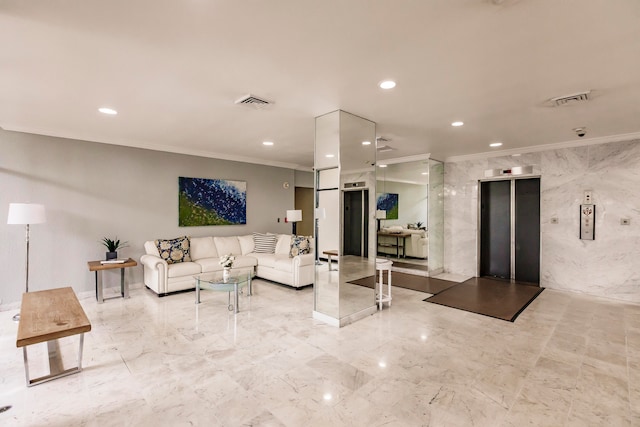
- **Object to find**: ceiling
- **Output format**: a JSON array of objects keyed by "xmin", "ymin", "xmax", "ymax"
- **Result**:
[{"xmin": 2, "ymin": 0, "xmax": 640, "ymax": 170}]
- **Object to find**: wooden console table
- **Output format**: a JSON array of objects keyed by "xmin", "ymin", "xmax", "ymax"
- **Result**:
[
  {"xmin": 16, "ymin": 287, "xmax": 92, "ymax": 386},
  {"xmin": 87, "ymin": 258, "xmax": 137, "ymax": 303},
  {"xmin": 377, "ymin": 231, "xmax": 411, "ymax": 258}
]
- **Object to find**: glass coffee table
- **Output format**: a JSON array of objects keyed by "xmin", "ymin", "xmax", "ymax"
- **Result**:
[{"xmin": 194, "ymin": 271, "xmax": 252, "ymax": 313}]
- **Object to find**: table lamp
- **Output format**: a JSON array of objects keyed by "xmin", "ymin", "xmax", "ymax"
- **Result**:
[{"xmin": 7, "ymin": 203, "xmax": 46, "ymax": 321}]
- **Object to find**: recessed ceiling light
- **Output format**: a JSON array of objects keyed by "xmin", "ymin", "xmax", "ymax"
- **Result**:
[
  {"xmin": 490, "ymin": 142, "xmax": 503, "ymax": 147},
  {"xmin": 262, "ymin": 141, "xmax": 274, "ymax": 146},
  {"xmin": 451, "ymin": 121, "xmax": 464, "ymax": 127},
  {"xmin": 325, "ymin": 154, "xmax": 335, "ymax": 158},
  {"xmin": 379, "ymin": 164, "xmax": 387, "ymax": 168},
  {"xmin": 362, "ymin": 141, "xmax": 371, "ymax": 145},
  {"xmin": 379, "ymin": 80, "xmax": 396, "ymax": 89},
  {"xmin": 98, "ymin": 107, "xmax": 117, "ymax": 115},
  {"xmin": 323, "ymin": 393, "xmax": 333, "ymax": 401},
  {"xmin": 421, "ymin": 172, "xmax": 428, "ymax": 175}
]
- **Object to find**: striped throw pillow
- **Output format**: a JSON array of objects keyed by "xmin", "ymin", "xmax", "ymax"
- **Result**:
[{"xmin": 253, "ymin": 232, "xmax": 277, "ymax": 254}]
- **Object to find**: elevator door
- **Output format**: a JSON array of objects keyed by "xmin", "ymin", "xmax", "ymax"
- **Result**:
[
  {"xmin": 343, "ymin": 190, "xmax": 369, "ymax": 256},
  {"xmin": 480, "ymin": 178, "xmax": 540, "ymax": 285}
]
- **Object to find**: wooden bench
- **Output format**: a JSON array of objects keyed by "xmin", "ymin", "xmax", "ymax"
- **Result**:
[{"xmin": 16, "ymin": 287, "xmax": 92, "ymax": 386}]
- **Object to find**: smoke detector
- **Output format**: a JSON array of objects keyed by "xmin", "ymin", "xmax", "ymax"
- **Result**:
[
  {"xmin": 549, "ymin": 91, "xmax": 591, "ymax": 107},
  {"xmin": 235, "ymin": 94, "xmax": 273, "ymax": 108}
]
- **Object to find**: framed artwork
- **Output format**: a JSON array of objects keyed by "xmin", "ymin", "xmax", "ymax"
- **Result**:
[
  {"xmin": 179, "ymin": 177, "xmax": 247, "ymax": 226},
  {"xmin": 376, "ymin": 193, "xmax": 399, "ymax": 219}
]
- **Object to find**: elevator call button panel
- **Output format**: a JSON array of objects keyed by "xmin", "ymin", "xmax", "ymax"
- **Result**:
[{"xmin": 580, "ymin": 204, "xmax": 595, "ymax": 240}]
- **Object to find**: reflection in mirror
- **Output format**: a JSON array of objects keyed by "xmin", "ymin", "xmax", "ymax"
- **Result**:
[
  {"xmin": 313, "ymin": 110, "xmax": 377, "ymax": 327},
  {"xmin": 375, "ymin": 157, "xmax": 444, "ymax": 277}
]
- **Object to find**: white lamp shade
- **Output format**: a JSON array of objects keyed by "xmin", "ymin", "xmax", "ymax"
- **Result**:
[
  {"xmin": 7, "ymin": 203, "xmax": 47, "ymax": 225},
  {"xmin": 286, "ymin": 209, "xmax": 302, "ymax": 222},
  {"xmin": 376, "ymin": 210, "xmax": 387, "ymax": 219},
  {"xmin": 315, "ymin": 208, "xmax": 326, "ymax": 219}
]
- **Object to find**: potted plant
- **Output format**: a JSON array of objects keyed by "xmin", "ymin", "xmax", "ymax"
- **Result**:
[{"xmin": 101, "ymin": 237, "xmax": 128, "ymax": 260}]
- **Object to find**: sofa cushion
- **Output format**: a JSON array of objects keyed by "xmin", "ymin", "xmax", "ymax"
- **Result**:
[
  {"xmin": 273, "ymin": 255, "xmax": 296, "ymax": 273},
  {"xmin": 190, "ymin": 236, "xmax": 218, "ymax": 260},
  {"xmin": 238, "ymin": 235, "xmax": 255, "ymax": 255},
  {"xmin": 195, "ymin": 257, "xmax": 223, "ymax": 273},
  {"xmin": 214, "ymin": 236, "xmax": 242, "ymax": 256},
  {"xmin": 250, "ymin": 253, "xmax": 277, "ymax": 268},
  {"xmin": 232, "ymin": 256, "xmax": 258, "ymax": 268},
  {"xmin": 275, "ymin": 234, "xmax": 292, "ymax": 255},
  {"xmin": 167, "ymin": 261, "xmax": 201, "ymax": 278},
  {"xmin": 289, "ymin": 235, "xmax": 311, "ymax": 257},
  {"xmin": 253, "ymin": 232, "xmax": 277, "ymax": 253},
  {"xmin": 155, "ymin": 236, "xmax": 191, "ymax": 264}
]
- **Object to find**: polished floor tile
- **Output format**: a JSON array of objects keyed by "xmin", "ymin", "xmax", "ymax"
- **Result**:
[{"xmin": 1, "ymin": 280, "xmax": 639, "ymax": 426}]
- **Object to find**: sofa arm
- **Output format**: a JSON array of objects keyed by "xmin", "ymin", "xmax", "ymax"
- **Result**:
[
  {"xmin": 140, "ymin": 254, "xmax": 168, "ymax": 294},
  {"xmin": 294, "ymin": 253, "xmax": 315, "ymax": 267}
]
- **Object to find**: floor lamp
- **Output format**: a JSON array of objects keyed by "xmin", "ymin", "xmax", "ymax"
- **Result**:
[
  {"xmin": 7, "ymin": 203, "xmax": 47, "ymax": 322},
  {"xmin": 286, "ymin": 209, "xmax": 302, "ymax": 235}
]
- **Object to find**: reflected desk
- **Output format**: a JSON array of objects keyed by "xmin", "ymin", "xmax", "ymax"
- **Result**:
[
  {"xmin": 377, "ymin": 231, "xmax": 411, "ymax": 258},
  {"xmin": 322, "ymin": 250, "xmax": 339, "ymax": 271}
]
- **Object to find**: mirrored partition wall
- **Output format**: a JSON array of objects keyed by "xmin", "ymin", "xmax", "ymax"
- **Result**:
[
  {"xmin": 313, "ymin": 110, "xmax": 377, "ymax": 327},
  {"xmin": 375, "ymin": 157, "xmax": 444, "ymax": 275}
]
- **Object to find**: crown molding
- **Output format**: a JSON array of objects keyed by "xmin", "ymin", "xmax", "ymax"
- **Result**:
[
  {"xmin": 445, "ymin": 132, "xmax": 640, "ymax": 163},
  {"xmin": 2, "ymin": 125, "xmax": 310, "ymax": 170}
]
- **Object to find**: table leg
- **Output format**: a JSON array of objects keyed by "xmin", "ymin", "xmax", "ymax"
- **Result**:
[
  {"xmin": 121, "ymin": 268, "xmax": 130, "ymax": 299},
  {"xmin": 247, "ymin": 275, "xmax": 252, "ymax": 296},
  {"xmin": 195, "ymin": 279, "xmax": 201, "ymax": 304},
  {"xmin": 327, "ymin": 254, "xmax": 333, "ymax": 271},
  {"xmin": 396, "ymin": 236, "xmax": 400, "ymax": 258},
  {"xmin": 234, "ymin": 282, "xmax": 239, "ymax": 313},
  {"xmin": 96, "ymin": 271, "xmax": 104, "ymax": 303},
  {"xmin": 23, "ymin": 333, "xmax": 86, "ymax": 387}
]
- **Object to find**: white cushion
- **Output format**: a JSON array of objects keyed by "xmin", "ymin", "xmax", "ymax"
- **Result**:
[
  {"xmin": 167, "ymin": 262, "xmax": 202, "ymax": 278},
  {"xmin": 190, "ymin": 237, "xmax": 218, "ymax": 260},
  {"xmin": 238, "ymin": 235, "xmax": 255, "ymax": 255},
  {"xmin": 273, "ymin": 255, "xmax": 295, "ymax": 273},
  {"xmin": 250, "ymin": 253, "xmax": 277, "ymax": 268},
  {"xmin": 214, "ymin": 236, "xmax": 242, "ymax": 256},
  {"xmin": 144, "ymin": 241, "xmax": 160, "ymax": 257},
  {"xmin": 275, "ymin": 234, "xmax": 292, "ymax": 255},
  {"xmin": 387, "ymin": 225, "xmax": 404, "ymax": 232},
  {"xmin": 195, "ymin": 258, "xmax": 223, "ymax": 273},
  {"xmin": 232, "ymin": 256, "xmax": 258, "ymax": 268}
]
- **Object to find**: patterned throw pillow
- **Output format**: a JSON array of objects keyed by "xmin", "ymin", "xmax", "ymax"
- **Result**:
[
  {"xmin": 289, "ymin": 235, "xmax": 311, "ymax": 257},
  {"xmin": 155, "ymin": 236, "xmax": 191, "ymax": 264},
  {"xmin": 253, "ymin": 232, "xmax": 277, "ymax": 254}
]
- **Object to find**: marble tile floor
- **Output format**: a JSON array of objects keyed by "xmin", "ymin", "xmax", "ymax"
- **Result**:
[{"xmin": 1, "ymin": 280, "xmax": 640, "ymax": 426}]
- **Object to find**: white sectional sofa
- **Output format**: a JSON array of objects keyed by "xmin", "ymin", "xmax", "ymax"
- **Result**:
[{"xmin": 141, "ymin": 234, "xmax": 314, "ymax": 295}]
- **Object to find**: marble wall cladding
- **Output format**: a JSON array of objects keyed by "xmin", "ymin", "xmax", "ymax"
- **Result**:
[
  {"xmin": 428, "ymin": 160, "xmax": 445, "ymax": 272},
  {"xmin": 444, "ymin": 139, "xmax": 640, "ymax": 302}
]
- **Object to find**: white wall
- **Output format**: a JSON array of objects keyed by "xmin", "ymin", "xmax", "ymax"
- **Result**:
[
  {"xmin": 0, "ymin": 129, "xmax": 297, "ymax": 306},
  {"xmin": 444, "ymin": 139, "xmax": 640, "ymax": 302}
]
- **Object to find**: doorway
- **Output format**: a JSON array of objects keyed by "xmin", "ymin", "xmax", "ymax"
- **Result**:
[
  {"xmin": 343, "ymin": 189, "xmax": 369, "ymax": 256},
  {"xmin": 479, "ymin": 178, "xmax": 540, "ymax": 285}
]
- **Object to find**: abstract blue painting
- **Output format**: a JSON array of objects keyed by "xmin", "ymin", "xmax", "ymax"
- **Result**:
[
  {"xmin": 179, "ymin": 177, "xmax": 247, "ymax": 226},
  {"xmin": 376, "ymin": 193, "xmax": 399, "ymax": 220}
]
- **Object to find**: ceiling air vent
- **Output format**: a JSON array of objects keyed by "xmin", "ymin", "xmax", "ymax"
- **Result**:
[
  {"xmin": 235, "ymin": 94, "xmax": 273, "ymax": 107},
  {"xmin": 550, "ymin": 91, "xmax": 591, "ymax": 106},
  {"xmin": 377, "ymin": 145, "xmax": 396, "ymax": 153}
]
